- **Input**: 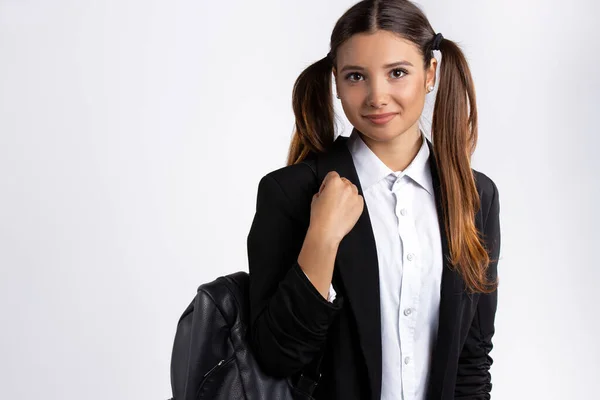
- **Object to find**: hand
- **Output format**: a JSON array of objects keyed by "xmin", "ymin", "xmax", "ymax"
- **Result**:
[{"xmin": 308, "ymin": 171, "xmax": 364, "ymax": 244}]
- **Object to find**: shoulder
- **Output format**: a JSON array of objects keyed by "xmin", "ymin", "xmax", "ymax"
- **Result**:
[
  {"xmin": 472, "ymin": 168, "xmax": 500, "ymax": 225},
  {"xmin": 472, "ymin": 169, "xmax": 498, "ymax": 198},
  {"xmin": 255, "ymin": 160, "xmax": 319, "ymax": 220},
  {"xmin": 264, "ymin": 159, "xmax": 319, "ymax": 195}
]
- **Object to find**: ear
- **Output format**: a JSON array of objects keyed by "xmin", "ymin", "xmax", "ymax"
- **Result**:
[
  {"xmin": 332, "ymin": 66, "xmax": 339, "ymax": 93},
  {"xmin": 425, "ymin": 57, "xmax": 438, "ymax": 88}
]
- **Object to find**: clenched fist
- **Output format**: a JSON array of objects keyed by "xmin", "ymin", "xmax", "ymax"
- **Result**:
[{"xmin": 309, "ymin": 171, "xmax": 364, "ymax": 245}]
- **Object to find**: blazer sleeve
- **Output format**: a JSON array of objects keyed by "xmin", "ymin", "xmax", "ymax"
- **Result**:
[
  {"xmin": 455, "ymin": 179, "xmax": 501, "ymax": 399},
  {"xmin": 247, "ymin": 174, "xmax": 343, "ymax": 378}
]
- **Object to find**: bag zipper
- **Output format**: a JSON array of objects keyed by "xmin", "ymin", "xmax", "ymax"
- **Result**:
[
  {"xmin": 203, "ymin": 359, "xmax": 225, "ymax": 378},
  {"xmin": 196, "ymin": 356, "xmax": 235, "ymax": 398}
]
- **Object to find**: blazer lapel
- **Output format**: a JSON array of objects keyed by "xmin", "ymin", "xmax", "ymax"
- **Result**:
[
  {"xmin": 424, "ymin": 138, "xmax": 465, "ymax": 399},
  {"xmin": 317, "ymin": 135, "xmax": 383, "ymax": 400}
]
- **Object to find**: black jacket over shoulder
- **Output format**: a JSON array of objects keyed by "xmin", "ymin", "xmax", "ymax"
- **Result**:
[{"xmin": 247, "ymin": 134, "xmax": 501, "ymax": 400}]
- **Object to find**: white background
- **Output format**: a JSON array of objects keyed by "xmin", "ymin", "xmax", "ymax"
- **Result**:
[{"xmin": 1, "ymin": 0, "xmax": 599, "ymax": 399}]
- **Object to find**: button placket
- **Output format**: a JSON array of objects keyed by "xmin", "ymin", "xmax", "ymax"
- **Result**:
[{"xmin": 394, "ymin": 180, "xmax": 423, "ymax": 400}]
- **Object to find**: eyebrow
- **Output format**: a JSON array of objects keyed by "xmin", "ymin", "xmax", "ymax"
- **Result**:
[{"xmin": 339, "ymin": 60, "xmax": 414, "ymax": 73}]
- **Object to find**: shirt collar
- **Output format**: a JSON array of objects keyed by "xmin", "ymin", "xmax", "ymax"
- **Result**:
[{"xmin": 347, "ymin": 129, "xmax": 433, "ymax": 196}]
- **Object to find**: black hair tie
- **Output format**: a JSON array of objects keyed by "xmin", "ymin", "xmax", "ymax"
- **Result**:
[{"xmin": 432, "ymin": 33, "xmax": 444, "ymax": 51}]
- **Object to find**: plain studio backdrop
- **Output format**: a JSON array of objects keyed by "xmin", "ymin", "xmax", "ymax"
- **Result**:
[{"xmin": 1, "ymin": 0, "xmax": 599, "ymax": 399}]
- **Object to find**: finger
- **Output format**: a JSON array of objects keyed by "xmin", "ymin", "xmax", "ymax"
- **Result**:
[
  {"xmin": 319, "ymin": 171, "xmax": 340, "ymax": 194},
  {"xmin": 322, "ymin": 171, "xmax": 340, "ymax": 186},
  {"xmin": 340, "ymin": 177, "xmax": 358, "ymax": 194}
]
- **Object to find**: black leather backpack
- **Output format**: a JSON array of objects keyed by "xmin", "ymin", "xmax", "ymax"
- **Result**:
[
  {"xmin": 168, "ymin": 271, "xmax": 323, "ymax": 400},
  {"xmin": 168, "ymin": 159, "xmax": 323, "ymax": 400}
]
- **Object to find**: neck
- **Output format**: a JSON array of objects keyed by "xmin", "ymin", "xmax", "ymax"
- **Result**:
[{"xmin": 355, "ymin": 123, "xmax": 423, "ymax": 172}]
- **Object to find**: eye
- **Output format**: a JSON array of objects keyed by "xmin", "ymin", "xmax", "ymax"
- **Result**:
[
  {"xmin": 391, "ymin": 68, "xmax": 408, "ymax": 79},
  {"xmin": 345, "ymin": 72, "xmax": 364, "ymax": 82},
  {"xmin": 344, "ymin": 68, "xmax": 408, "ymax": 82}
]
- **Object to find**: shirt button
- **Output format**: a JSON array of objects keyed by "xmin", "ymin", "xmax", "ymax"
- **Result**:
[
  {"xmin": 407, "ymin": 253, "xmax": 414, "ymax": 261},
  {"xmin": 400, "ymin": 208, "xmax": 407, "ymax": 216},
  {"xmin": 404, "ymin": 356, "xmax": 411, "ymax": 365},
  {"xmin": 404, "ymin": 308, "xmax": 412, "ymax": 316}
]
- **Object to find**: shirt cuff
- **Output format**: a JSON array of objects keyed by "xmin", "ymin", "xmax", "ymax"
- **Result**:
[{"xmin": 302, "ymin": 271, "xmax": 337, "ymax": 303}]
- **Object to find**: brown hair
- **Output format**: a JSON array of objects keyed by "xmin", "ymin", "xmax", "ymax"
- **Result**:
[{"xmin": 287, "ymin": 0, "xmax": 497, "ymax": 294}]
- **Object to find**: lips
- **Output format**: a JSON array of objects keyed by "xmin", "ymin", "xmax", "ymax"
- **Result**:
[{"xmin": 364, "ymin": 112, "xmax": 398, "ymax": 125}]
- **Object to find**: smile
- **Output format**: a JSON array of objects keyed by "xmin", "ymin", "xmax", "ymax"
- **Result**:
[{"xmin": 364, "ymin": 113, "xmax": 398, "ymax": 125}]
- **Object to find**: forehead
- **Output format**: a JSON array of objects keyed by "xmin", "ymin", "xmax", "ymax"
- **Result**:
[{"xmin": 336, "ymin": 30, "xmax": 423, "ymax": 67}]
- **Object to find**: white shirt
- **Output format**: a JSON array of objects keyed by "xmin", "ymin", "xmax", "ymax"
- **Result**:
[
  {"xmin": 304, "ymin": 131, "xmax": 443, "ymax": 400},
  {"xmin": 327, "ymin": 130, "xmax": 443, "ymax": 400}
]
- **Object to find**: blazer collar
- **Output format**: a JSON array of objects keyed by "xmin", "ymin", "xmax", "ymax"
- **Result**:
[{"xmin": 315, "ymin": 134, "xmax": 465, "ymax": 399}]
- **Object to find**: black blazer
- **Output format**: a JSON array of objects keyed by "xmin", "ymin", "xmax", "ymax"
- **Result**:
[{"xmin": 247, "ymin": 134, "xmax": 501, "ymax": 400}]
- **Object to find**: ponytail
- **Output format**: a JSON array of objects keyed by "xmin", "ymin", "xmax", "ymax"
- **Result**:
[
  {"xmin": 287, "ymin": 56, "xmax": 336, "ymax": 165},
  {"xmin": 432, "ymin": 38, "xmax": 498, "ymax": 294}
]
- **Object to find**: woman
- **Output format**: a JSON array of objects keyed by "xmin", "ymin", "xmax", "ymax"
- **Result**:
[{"xmin": 247, "ymin": 0, "xmax": 501, "ymax": 399}]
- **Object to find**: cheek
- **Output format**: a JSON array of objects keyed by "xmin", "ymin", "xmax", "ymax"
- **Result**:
[
  {"xmin": 340, "ymin": 101, "xmax": 354, "ymax": 120},
  {"xmin": 339, "ymin": 89, "xmax": 362, "ymax": 109},
  {"xmin": 391, "ymin": 82, "xmax": 424, "ymax": 111},
  {"xmin": 339, "ymin": 95, "xmax": 363, "ymax": 123}
]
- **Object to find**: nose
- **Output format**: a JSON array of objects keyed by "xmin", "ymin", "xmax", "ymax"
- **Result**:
[
  {"xmin": 368, "ymin": 98, "xmax": 387, "ymax": 109},
  {"xmin": 366, "ymin": 79, "xmax": 389, "ymax": 109}
]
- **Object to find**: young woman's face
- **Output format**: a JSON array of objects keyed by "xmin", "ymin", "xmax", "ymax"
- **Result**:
[{"xmin": 334, "ymin": 30, "xmax": 436, "ymax": 143}]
